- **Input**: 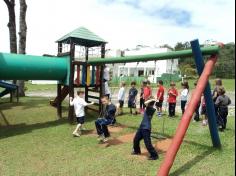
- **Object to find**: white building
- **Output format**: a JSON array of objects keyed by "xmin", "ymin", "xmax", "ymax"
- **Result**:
[{"xmin": 107, "ymin": 46, "xmax": 178, "ymax": 83}]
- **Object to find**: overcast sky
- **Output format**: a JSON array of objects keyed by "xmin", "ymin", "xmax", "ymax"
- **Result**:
[{"xmin": 0, "ymin": 0, "xmax": 235, "ymax": 55}]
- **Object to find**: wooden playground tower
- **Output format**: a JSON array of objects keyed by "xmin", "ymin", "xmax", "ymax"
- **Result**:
[{"xmin": 51, "ymin": 27, "xmax": 107, "ymax": 121}]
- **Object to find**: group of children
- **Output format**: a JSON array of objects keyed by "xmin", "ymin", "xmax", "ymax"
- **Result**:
[
  {"xmin": 117, "ymin": 80, "xmax": 180, "ymax": 118},
  {"xmin": 69, "ymin": 77, "xmax": 231, "ymax": 161}
]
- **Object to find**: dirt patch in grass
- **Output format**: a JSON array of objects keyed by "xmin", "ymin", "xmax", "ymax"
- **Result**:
[
  {"xmin": 100, "ymin": 133, "xmax": 172, "ymax": 156},
  {"xmin": 83, "ymin": 125, "xmax": 126, "ymax": 137}
]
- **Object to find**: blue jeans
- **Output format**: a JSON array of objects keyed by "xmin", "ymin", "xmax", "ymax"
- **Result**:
[
  {"xmin": 133, "ymin": 129, "xmax": 158, "ymax": 158},
  {"xmin": 95, "ymin": 118, "xmax": 113, "ymax": 137}
]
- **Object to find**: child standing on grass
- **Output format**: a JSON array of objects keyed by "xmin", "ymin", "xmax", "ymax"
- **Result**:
[
  {"xmin": 128, "ymin": 81, "xmax": 138, "ymax": 115},
  {"xmin": 139, "ymin": 81, "xmax": 145, "ymax": 114},
  {"xmin": 156, "ymin": 80, "xmax": 165, "ymax": 117},
  {"xmin": 131, "ymin": 96, "xmax": 159, "ymax": 160},
  {"xmin": 180, "ymin": 81, "xmax": 189, "ymax": 115},
  {"xmin": 70, "ymin": 91, "xmax": 94, "ymax": 137},
  {"xmin": 215, "ymin": 86, "xmax": 231, "ymax": 131},
  {"xmin": 117, "ymin": 82, "xmax": 126, "ymax": 115},
  {"xmin": 193, "ymin": 82, "xmax": 200, "ymax": 121},
  {"xmin": 167, "ymin": 82, "xmax": 178, "ymax": 117},
  {"xmin": 143, "ymin": 80, "xmax": 152, "ymax": 101},
  {"xmin": 201, "ymin": 96, "xmax": 208, "ymax": 125}
]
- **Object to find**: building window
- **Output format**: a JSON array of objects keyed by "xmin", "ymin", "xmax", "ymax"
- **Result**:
[{"xmin": 138, "ymin": 70, "xmax": 144, "ymax": 76}]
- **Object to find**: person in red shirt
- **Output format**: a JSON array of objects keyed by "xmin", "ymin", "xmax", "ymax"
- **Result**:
[
  {"xmin": 168, "ymin": 82, "xmax": 178, "ymax": 117},
  {"xmin": 156, "ymin": 80, "xmax": 165, "ymax": 117},
  {"xmin": 143, "ymin": 80, "xmax": 152, "ymax": 102}
]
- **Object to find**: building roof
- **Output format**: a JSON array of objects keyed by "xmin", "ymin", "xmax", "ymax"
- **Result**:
[{"xmin": 56, "ymin": 27, "xmax": 107, "ymax": 47}]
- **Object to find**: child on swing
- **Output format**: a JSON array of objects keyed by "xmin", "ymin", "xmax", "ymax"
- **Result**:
[{"xmin": 70, "ymin": 91, "xmax": 94, "ymax": 137}]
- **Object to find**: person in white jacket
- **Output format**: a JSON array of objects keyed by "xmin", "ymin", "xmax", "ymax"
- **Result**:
[
  {"xmin": 180, "ymin": 81, "xmax": 189, "ymax": 115},
  {"xmin": 70, "ymin": 91, "xmax": 94, "ymax": 137},
  {"xmin": 117, "ymin": 82, "xmax": 126, "ymax": 115}
]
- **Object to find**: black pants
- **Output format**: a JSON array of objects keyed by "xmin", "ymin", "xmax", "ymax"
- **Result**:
[
  {"xmin": 194, "ymin": 103, "xmax": 200, "ymax": 121},
  {"xmin": 168, "ymin": 103, "xmax": 176, "ymax": 117},
  {"xmin": 133, "ymin": 129, "xmax": 158, "ymax": 158},
  {"xmin": 95, "ymin": 118, "xmax": 113, "ymax": 137},
  {"xmin": 140, "ymin": 98, "xmax": 145, "ymax": 109},
  {"xmin": 217, "ymin": 107, "xmax": 228, "ymax": 129},
  {"xmin": 181, "ymin": 100, "xmax": 187, "ymax": 115}
]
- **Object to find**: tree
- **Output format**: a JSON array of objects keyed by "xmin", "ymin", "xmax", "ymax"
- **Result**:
[
  {"xmin": 17, "ymin": 0, "xmax": 27, "ymax": 96},
  {"xmin": 3, "ymin": 0, "xmax": 17, "ymax": 53},
  {"xmin": 3, "ymin": 0, "xmax": 27, "ymax": 96}
]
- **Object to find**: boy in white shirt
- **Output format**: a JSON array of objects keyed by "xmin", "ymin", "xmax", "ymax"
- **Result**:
[
  {"xmin": 117, "ymin": 82, "xmax": 126, "ymax": 115},
  {"xmin": 180, "ymin": 81, "xmax": 189, "ymax": 115},
  {"xmin": 70, "ymin": 91, "xmax": 94, "ymax": 137}
]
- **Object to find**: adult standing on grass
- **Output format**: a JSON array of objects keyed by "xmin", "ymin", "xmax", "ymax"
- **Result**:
[
  {"xmin": 70, "ymin": 91, "xmax": 94, "ymax": 137},
  {"xmin": 95, "ymin": 96, "xmax": 116, "ymax": 143}
]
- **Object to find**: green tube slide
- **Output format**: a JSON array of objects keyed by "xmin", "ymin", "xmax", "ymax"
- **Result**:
[
  {"xmin": 0, "ymin": 52, "xmax": 70, "ymax": 85},
  {"xmin": 88, "ymin": 45, "xmax": 220, "ymax": 65}
]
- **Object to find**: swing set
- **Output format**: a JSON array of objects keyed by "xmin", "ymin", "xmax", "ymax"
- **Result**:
[{"xmin": 0, "ymin": 26, "xmax": 222, "ymax": 176}]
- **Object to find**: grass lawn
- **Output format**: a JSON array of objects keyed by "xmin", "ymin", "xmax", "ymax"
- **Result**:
[{"xmin": 0, "ymin": 97, "xmax": 235, "ymax": 176}]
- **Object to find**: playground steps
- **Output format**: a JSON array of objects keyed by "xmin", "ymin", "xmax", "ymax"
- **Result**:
[
  {"xmin": 0, "ymin": 80, "xmax": 18, "ymax": 98},
  {"xmin": 50, "ymin": 86, "xmax": 69, "ymax": 107}
]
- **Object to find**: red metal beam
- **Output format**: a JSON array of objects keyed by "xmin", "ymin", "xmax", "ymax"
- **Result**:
[{"xmin": 157, "ymin": 55, "xmax": 217, "ymax": 176}]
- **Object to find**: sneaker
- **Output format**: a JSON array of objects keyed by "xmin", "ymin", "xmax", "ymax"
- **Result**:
[
  {"xmin": 72, "ymin": 132, "xmax": 80, "ymax": 137},
  {"xmin": 102, "ymin": 137, "xmax": 109, "ymax": 143},
  {"xmin": 97, "ymin": 135, "xmax": 103, "ymax": 141},
  {"xmin": 148, "ymin": 155, "xmax": 159, "ymax": 160},
  {"xmin": 81, "ymin": 127, "xmax": 86, "ymax": 131},
  {"xmin": 131, "ymin": 151, "xmax": 141, "ymax": 155},
  {"xmin": 219, "ymin": 128, "xmax": 224, "ymax": 132}
]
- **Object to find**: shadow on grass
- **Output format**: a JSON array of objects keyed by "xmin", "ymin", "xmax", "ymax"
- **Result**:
[
  {"xmin": 0, "ymin": 110, "xmax": 10, "ymax": 126},
  {"xmin": 0, "ymin": 97, "xmax": 51, "ymax": 110},
  {"xmin": 0, "ymin": 108, "xmax": 100, "ymax": 139},
  {"xmin": 169, "ymin": 148, "xmax": 216, "ymax": 176},
  {"xmin": 0, "ymin": 118, "xmax": 68, "ymax": 139}
]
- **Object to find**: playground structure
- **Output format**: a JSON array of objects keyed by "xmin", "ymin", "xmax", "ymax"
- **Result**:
[
  {"xmin": 0, "ymin": 27, "xmax": 222, "ymax": 175},
  {"xmin": 0, "ymin": 80, "xmax": 19, "ymax": 102}
]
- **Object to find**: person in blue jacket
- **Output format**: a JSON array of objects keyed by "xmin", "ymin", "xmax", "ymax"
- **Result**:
[
  {"xmin": 131, "ymin": 96, "xmax": 159, "ymax": 160},
  {"xmin": 95, "ymin": 96, "xmax": 116, "ymax": 143}
]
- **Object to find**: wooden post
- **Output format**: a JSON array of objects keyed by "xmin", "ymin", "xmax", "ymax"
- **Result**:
[
  {"xmin": 16, "ymin": 86, "xmax": 19, "ymax": 103},
  {"xmin": 57, "ymin": 42, "xmax": 63, "ymax": 119},
  {"xmin": 85, "ymin": 47, "xmax": 89, "ymax": 103},
  {"xmin": 68, "ymin": 40, "xmax": 75, "ymax": 123},
  {"xmin": 57, "ymin": 84, "xmax": 62, "ymax": 118},
  {"xmin": 99, "ymin": 44, "xmax": 106, "ymax": 112}
]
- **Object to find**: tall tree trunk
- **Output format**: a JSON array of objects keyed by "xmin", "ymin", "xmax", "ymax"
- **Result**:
[
  {"xmin": 3, "ymin": 0, "xmax": 17, "ymax": 53},
  {"xmin": 3, "ymin": 0, "xmax": 17, "ymax": 86},
  {"xmin": 17, "ymin": 0, "xmax": 27, "ymax": 96}
]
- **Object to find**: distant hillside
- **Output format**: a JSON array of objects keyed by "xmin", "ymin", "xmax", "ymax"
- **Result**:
[{"xmin": 174, "ymin": 42, "xmax": 235, "ymax": 79}]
